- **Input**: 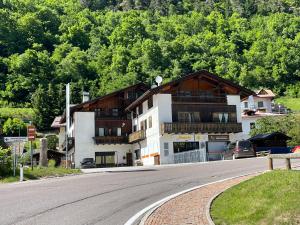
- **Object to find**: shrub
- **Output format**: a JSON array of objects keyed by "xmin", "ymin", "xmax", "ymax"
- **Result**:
[
  {"xmin": 47, "ymin": 135, "xmax": 58, "ymax": 150},
  {"xmin": 0, "ymin": 147, "xmax": 12, "ymax": 178},
  {"xmin": 48, "ymin": 159, "xmax": 56, "ymax": 168}
]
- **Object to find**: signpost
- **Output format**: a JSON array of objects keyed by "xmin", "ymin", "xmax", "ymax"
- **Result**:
[
  {"xmin": 4, "ymin": 137, "xmax": 28, "ymax": 177},
  {"xmin": 27, "ymin": 124, "xmax": 36, "ymax": 170}
]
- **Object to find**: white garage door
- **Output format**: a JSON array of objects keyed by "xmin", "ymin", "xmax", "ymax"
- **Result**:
[{"xmin": 207, "ymin": 142, "xmax": 227, "ymax": 161}]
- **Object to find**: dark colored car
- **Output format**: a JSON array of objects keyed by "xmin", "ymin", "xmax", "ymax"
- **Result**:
[
  {"xmin": 223, "ymin": 140, "xmax": 256, "ymax": 160},
  {"xmin": 80, "ymin": 158, "xmax": 96, "ymax": 168}
]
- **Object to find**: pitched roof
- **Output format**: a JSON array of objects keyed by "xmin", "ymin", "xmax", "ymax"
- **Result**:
[
  {"xmin": 248, "ymin": 132, "xmax": 291, "ymax": 141},
  {"xmin": 256, "ymin": 89, "xmax": 276, "ymax": 98},
  {"xmin": 125, "ymin": 70, "xmax": 255, "ymax": 111},
  {"xmin": 60, "ymin": 83, "xmax": 149, "ymax": 123},
  {"xmin": 51, "ymin": 116, "xmax": 65, "ymax": 128}
]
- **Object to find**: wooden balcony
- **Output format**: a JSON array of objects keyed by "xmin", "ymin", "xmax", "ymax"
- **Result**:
[
  {"xmin": 128, "ymin": 130, "xmax": 146, "ymax": 143},
  {"xmin": 172, "ymin": 93, "xmax": 227, "ymax": 104},
  {"xmin": 161, "ymin": 122, "xmax": 242, "ymax": 134},
  {"xmin": 93, "ymin": 136, "xmax": 128, "ymax": 144}
]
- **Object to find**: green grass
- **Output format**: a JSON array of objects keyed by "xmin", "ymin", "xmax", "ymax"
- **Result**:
[
  {"xmin": 276, "ymin": 97, "xmax": 300, "ymax": 112},
  {"xmin": 211, "ymin": 170, "xmax": 300, "ymax": 225},
  {"xmin": 0, "ymin": 167, "xmax": 81, "ymax": 183}
]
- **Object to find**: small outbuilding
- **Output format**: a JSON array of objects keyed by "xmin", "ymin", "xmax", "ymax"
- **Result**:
[
  {"xmin": 33, "ymin": 150, "xmax": 65, "ymax": 166},
  {"xmin": 248, "ymin": 132, "xmax": 292, "ymax": 154}
]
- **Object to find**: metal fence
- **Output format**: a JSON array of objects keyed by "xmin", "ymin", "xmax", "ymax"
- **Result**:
[{"xmin": 174, "ymin": 149, "xmax": 207, "ymax": 164}]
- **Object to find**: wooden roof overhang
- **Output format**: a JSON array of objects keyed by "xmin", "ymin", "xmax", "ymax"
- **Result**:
[
  {"xmin": 60, "ymin": 83, "xmax": 149, "ymax": 123},
  {"xmin": 125, "ymin": 70, "xmax": 255, "ymax": 111}
]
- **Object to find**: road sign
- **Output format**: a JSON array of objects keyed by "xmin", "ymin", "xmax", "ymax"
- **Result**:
[
  {"xmin": 27, "ymin": 125, "xmax": 36, "ymax": 141},
  {"xmin": 4, "ymin": 137, "xmax": 28, "ymax": 143}
]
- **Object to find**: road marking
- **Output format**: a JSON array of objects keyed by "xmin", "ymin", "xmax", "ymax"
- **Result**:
[{"xmin": 124, "ymin": 171, "xmax": 263, "ymax": 225}]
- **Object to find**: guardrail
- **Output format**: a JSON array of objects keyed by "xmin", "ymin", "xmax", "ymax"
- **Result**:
[{"xmin": 268, "ymin": 153, "xmax": 300, "ymax": 170}]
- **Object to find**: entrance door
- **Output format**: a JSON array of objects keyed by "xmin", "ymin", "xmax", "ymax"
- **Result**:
[
  {"xmin": 95, "ymin": 152, "xmax": 115, "ymax": 167},
  {"xmin": 126, "ymin": 153, "xmax": 133, "ymax": 166},
  {"xmin": 154, "ymin": 155, "xmax": 160, "ymax": 165}
]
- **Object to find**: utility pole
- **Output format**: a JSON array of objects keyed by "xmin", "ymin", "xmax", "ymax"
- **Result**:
[
  {"xmin": 66, "ymin": 83, "xmax": 70, "ymax": 169},
  {"xmin": 30, "ymin": 121, "xmax": 33, "ymax": 170}
]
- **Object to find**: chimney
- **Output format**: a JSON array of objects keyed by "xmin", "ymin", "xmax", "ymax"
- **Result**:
[{"xmin": 82, "ymin": 91, "xmax": 90, "ymax": 103}]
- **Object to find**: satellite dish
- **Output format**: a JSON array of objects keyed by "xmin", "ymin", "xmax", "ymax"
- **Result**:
[
  {"xmin": 155, "ymin": 76, "xmax": 163, "ymax": 86},
  {"xmin": 151, "ymin": 84, "xmax": 157, "ymax": 89}
]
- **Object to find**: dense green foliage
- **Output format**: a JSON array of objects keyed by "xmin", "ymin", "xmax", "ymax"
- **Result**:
[
  {"xmin": 0, "ymin": 147, "xmax": 12, "ymax": 178},
  {"xmin": 250, "ymin": 114, "xmax": 300, "ymax": 146},
  {"xmin": 1, "ymin": 0, "xmax": 300, "ymax": 128},
  {"xmin": 2, "ymin": 118, "xmax": 27, "ymax": 136},
  {"xmin": 276, "ymin": 97, "xmax": 300, "ymax": 112},
  {"xmin": 211, "ymin": 171, "xmax": 300, "ymax": 225}
]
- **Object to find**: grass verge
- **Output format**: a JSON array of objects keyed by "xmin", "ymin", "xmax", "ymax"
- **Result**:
[
  {"xmin": 0, "ymin": 167, "xmax": 81, "ymax": 183},
  {"xmin": 211, "ymin": 170, "xmax": 300, "ymax": 225}
]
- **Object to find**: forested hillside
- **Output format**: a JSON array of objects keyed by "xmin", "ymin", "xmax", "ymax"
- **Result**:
[{"xmin": 1, "ymin": 0, "xmax": 300, "ymax": 128}]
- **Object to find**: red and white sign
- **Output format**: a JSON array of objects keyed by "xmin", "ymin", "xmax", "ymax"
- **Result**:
[{"xmin": 27, "ymin": 125, "xmax": 36, "ymax": 141}]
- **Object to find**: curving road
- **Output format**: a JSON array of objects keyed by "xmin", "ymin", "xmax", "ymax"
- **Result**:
[{"xmin": 0, "ymin": 157, "xmax": 299, "ymax": 225}]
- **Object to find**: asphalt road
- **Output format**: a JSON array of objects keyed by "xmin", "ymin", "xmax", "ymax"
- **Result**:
[{"xmin": 0, "ymin": 157, "xmax": 299, "ymax": 225}]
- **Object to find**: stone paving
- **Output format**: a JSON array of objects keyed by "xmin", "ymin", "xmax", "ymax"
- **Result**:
[{"xmin": 144, "ymin": 175, "xmax": 256, "ymax": 225}]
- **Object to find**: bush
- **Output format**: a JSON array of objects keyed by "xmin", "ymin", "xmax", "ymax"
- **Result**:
[
  {"xmin": 47, "ymin": 135, "xmax": 58, "ymax": 150},
  {"xmin": 0, "ymin": 147, "xmax": 12, "ymax": 178},
  {"xmin": 48, "ymin": 159, "xmax": 56, "ymax": 168}
]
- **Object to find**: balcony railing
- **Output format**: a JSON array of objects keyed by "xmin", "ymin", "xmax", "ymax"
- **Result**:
[
  {"xmin": 161, "ymin": 122, "xmax": 242, "ymax": 134},
  {"xmin": 93, "ymin": 136, "xmax": 128, "ymax": 144},
  {"xmin": 172, "ymin": 93, "xmax": 227, "ymax": 104},
  {"xmin": 128, "ymin": 130, "xmax": 146, "ymax": 143}
]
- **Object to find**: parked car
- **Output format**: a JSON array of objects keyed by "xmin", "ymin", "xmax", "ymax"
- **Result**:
[
  {"xmin": 80, "ymin": 158, "xmax": 96, "ymax": 168},
  {"xmin": 223, "ymin": 140, "xmax": 256, "ymax": 160}
]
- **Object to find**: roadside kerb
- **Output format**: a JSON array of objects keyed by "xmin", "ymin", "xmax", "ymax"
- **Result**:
[{"xmin": 124, "ymin": 171, "xmax": 263, "ymax": 225}]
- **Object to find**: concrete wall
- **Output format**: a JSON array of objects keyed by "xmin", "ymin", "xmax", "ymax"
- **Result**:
[
  {"xmin": 58, "ymin": 126, "xmax": 65, "ymax": 150},
  {"xmin": 73, "ymin": 112, "xmax": 132, "ymax": 168}
]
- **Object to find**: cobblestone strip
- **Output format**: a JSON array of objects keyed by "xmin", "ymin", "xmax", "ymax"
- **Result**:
[{"xmin": 144, "ymin": 175, "xmax": 256, "ymax": 225}]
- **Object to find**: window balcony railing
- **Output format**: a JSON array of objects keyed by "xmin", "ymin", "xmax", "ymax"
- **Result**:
[
  {"xmin": 93, "ymin": 136, "xmax": 128, "ymax": 144},
  {"xmin": 161, "ymin": 122, "xmax": 242, "ymax": 134},
  {"xmin": 128, "ymin": 130, "xmax": 146, "ymax": 143},
  {"xmin": 172, "ymin": 92, "xmax": 227, "ymax": 104}
]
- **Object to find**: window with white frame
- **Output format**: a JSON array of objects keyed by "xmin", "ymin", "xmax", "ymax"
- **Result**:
[{"xmin": 164, "ymin": 143, "xmax": 169, "ymax": 156}]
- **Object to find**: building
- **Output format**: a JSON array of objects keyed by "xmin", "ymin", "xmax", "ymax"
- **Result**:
[
  {"xmin": 59, "ymin": 83, "xmax": 148, "ymax": 168},
  {"xmin": 126, "ymin": 71, "xmax": 254, "ymax": 165},
  {"xmin": 55, "ymin": 70, "xmax": 254, "ymax": 168},
  {"xmin": 241, "ymin": 89, "xmax": 288, "ymax": 139}
]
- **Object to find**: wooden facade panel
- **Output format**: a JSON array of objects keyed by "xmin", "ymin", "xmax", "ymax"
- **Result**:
[{"xmin": 172, "ymin": 104, "xmax": 237, "ymax": 123}]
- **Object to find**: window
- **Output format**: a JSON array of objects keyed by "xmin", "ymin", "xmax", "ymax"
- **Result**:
[
  {"xmin": 133, "ymin": 125, "xmax": 137, "ymax": 132},
  {"xmin": 178, "ymin": 112, "xmax": 201, "ymax": 123},
  {"xmin": 148, "ymin": 116, "xmax": 152, "ymax": 128},
  {"xmin": 173, "ymin": 142, "xmax": 199, "ymax": 153},
  {"xmin": 178, "ymin": 112, "xmax": 191, "ymax": 122},
  {"xmin": 212, "ymin": 112, "xmax": 229, "ymax": 123},
  {"xmin": 112, "ymin": 108, "xmax": 119, "ymax": 117},
  {"xmin": 244, "ymin": 102, "xmax": 248, "ymax": 108},
  {"xmin": 135, "ymin": 149, "xmax": 141, "ymax": 160},
  {"xmin": 117, "ymin": 128, "xmax": 122, "ymax": 136},
  {"xmin": 164, "ymin": 143, "xmax": 169, "ymax": 156},
  {"xmin": 99, "ymin": 128, "xmax": 104, "ymax": 136},
  {"xmin": 140, "ymin": 120, "xmax": 147, "ymax": 130},
  {"xmin": 148, "ymin": 96, "xmax": 153, "ymax": 109},
  {"xmin": 258, "ymin": 101, "xmax": 264, "ymax": 108},
  {"xmin": 138, "ymin": 105, "xmax": 143, "ymax": 115},
  {"xmin": 95, "ymin": 108, "xmax": 104, "ymax": 118}
]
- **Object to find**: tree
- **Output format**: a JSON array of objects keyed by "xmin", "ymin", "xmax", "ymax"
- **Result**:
[
  {"xmin": 250, "ymin": 114, "xmax": 300, "ymax": 146},
  {"xmin": 2, "ymin": 118, "xmax": 27, "ymax": 136}
]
